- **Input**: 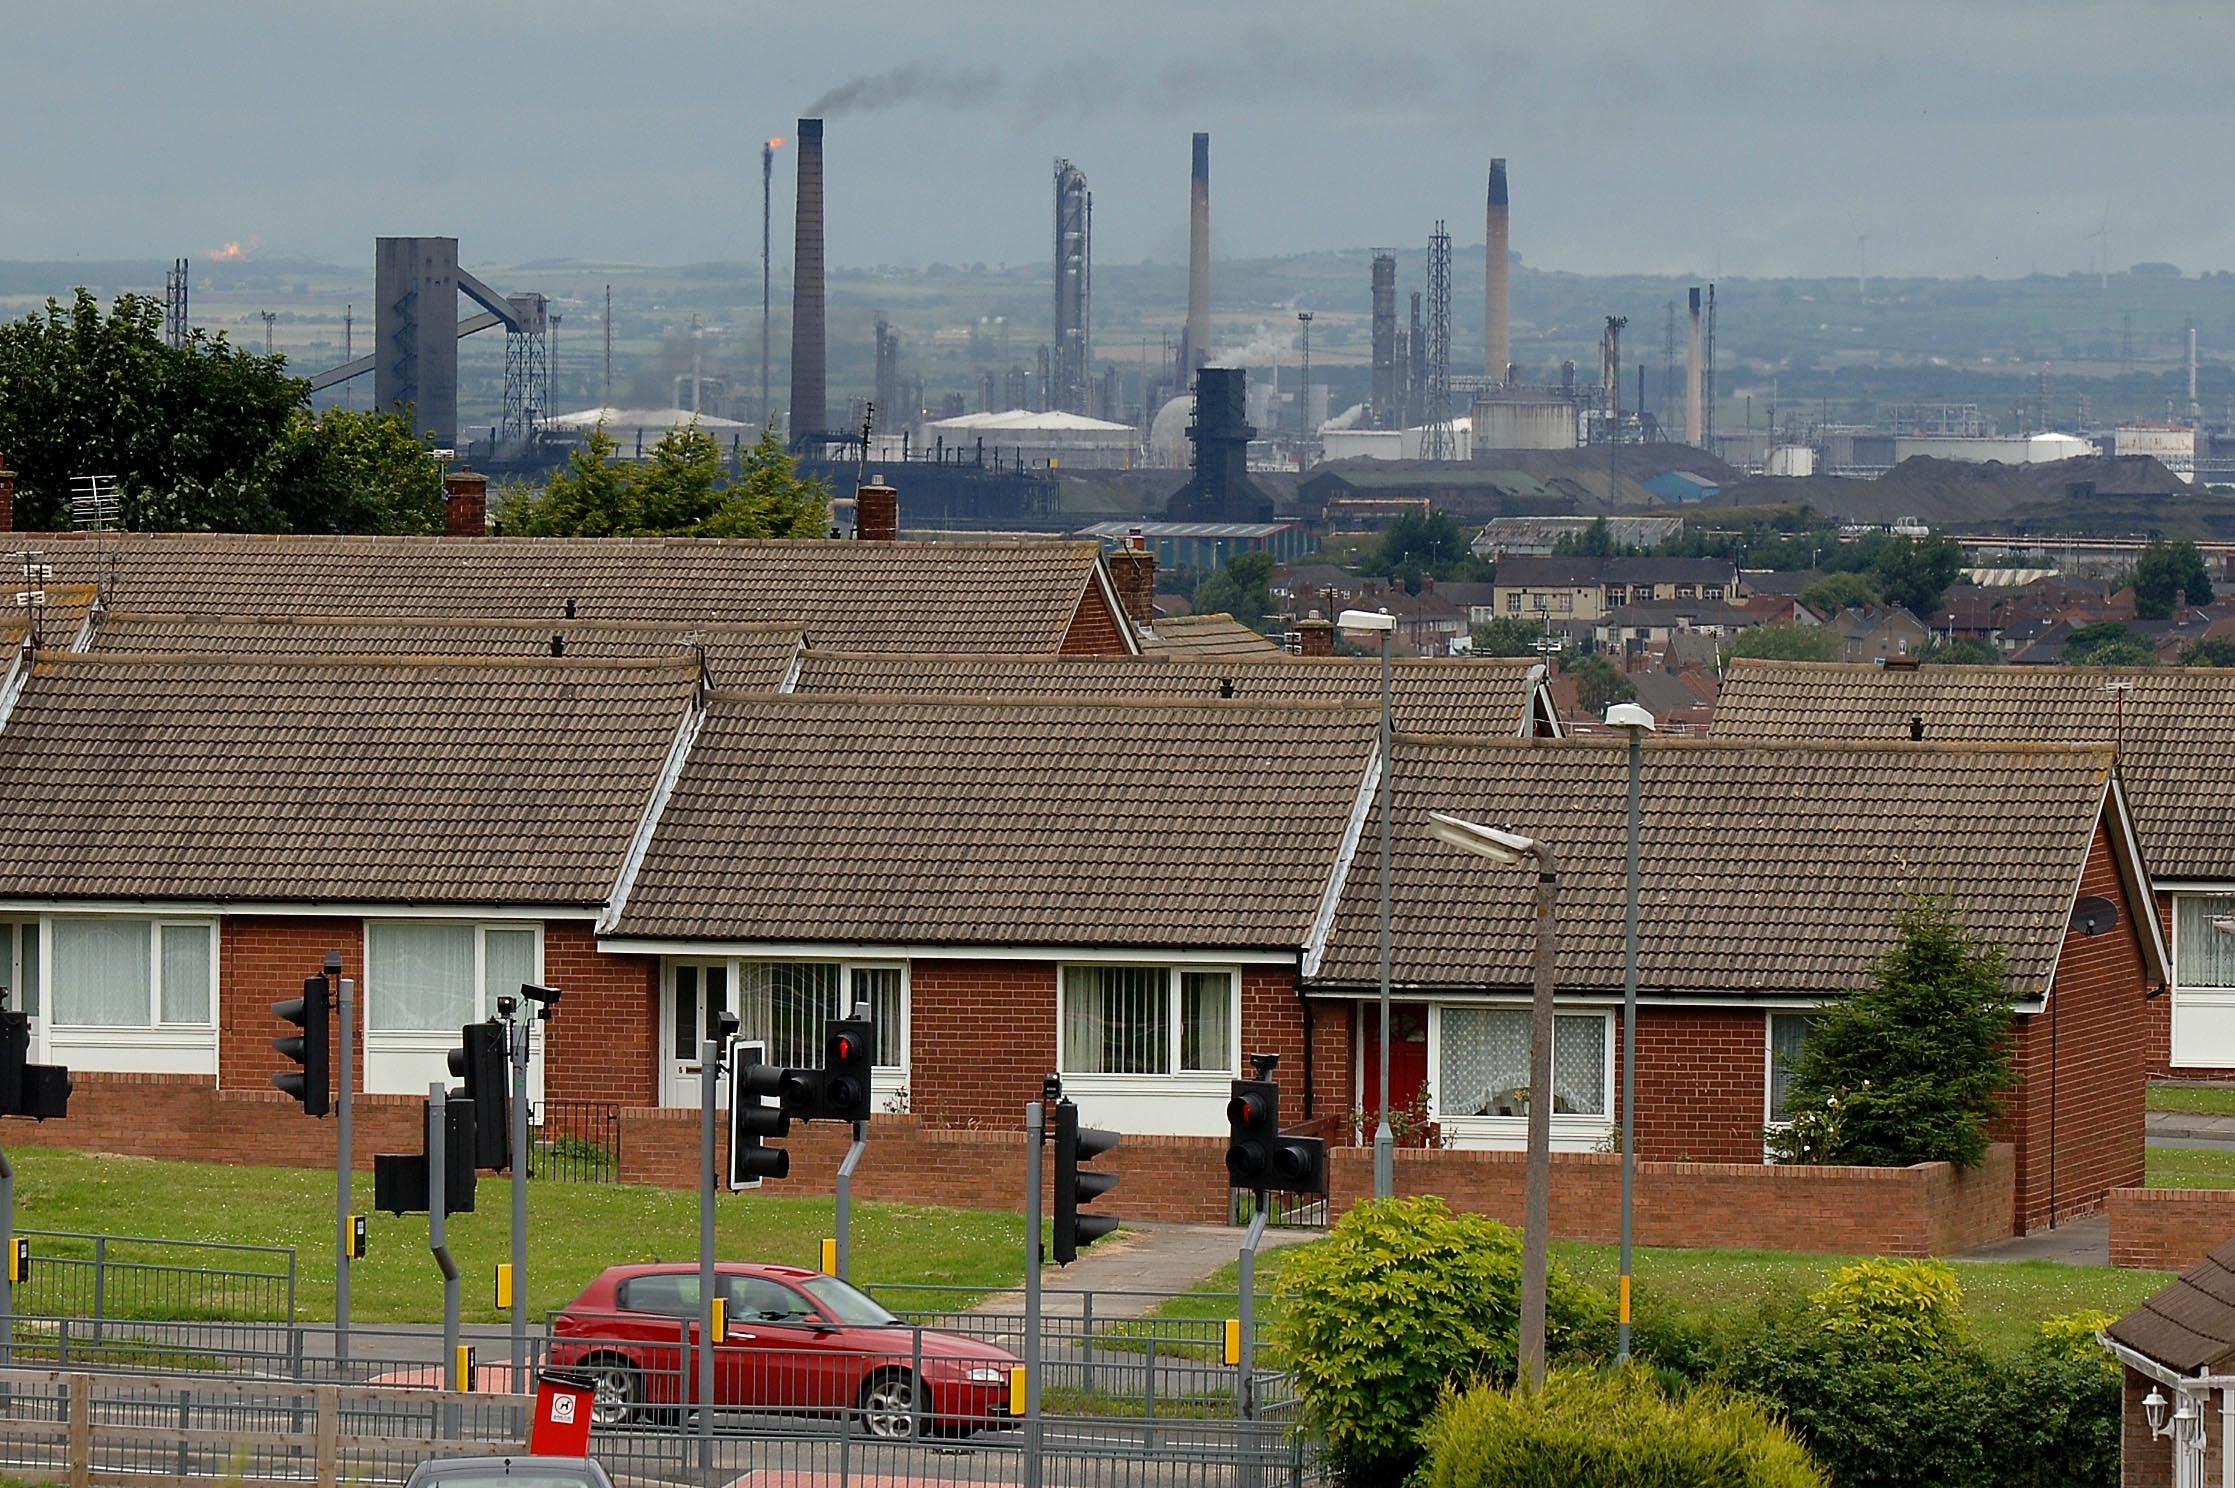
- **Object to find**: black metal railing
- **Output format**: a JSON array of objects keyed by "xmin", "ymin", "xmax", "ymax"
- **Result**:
[{"xmin": 531, "ymin": 1100, "xmax": 621, "ymax": 1183}]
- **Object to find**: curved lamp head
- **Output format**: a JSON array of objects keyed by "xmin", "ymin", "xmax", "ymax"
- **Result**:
[
  {"xmin": 1336, "ymin": 608, "xmax": 1397, "ymax": 636},
  {"xmin": 1605, "ymin": 702, "xmax": 1656, "ymax": 732},
  {"xmin": 2213, "ymin": 914, "xmax": 2235, "ymax": 937},
  {"xmin": 1428, "ymin": 811, "xmax": 1538, "ymax": 867}
]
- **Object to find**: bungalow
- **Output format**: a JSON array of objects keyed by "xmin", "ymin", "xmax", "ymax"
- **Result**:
[
  {"xmin": 1714, "ymin": 661, "xmax": 2235, "ymax": 1076},
  {"xmin": 1493, "ymin": 557, "xmax": 1746, "ymax": 623}
]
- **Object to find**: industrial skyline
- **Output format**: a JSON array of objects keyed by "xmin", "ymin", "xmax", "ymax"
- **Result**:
[{"xmin": 7, "ymin": 1, "xmax": 2233, "ymax": 281}]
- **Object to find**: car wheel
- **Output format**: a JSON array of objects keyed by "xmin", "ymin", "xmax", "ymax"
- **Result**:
[
  {"xmin": 584, "ymin": 1355, "xmax": 644, "ymax": 1428},
  {"xmin": 858, "ymin": 1369, "xmax": 918, "ymax": 1440}
]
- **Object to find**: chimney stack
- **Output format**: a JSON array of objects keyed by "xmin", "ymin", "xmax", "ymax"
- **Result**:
[
  {"xmin": 0, "ymin": 451, "xmax": 14, "ymax": 534},
  {"xmin": 1107, "ymin": 528, "xmax": 1158, "ymax": 626},
  {"xmin": 1296, "ymin": 609, "xmax": 1335, "ymax": 657},
  {"xmin": 1485, "ymin": 159, "xmax": 1509, "ymax": 384},
  {"xmin": 1369, "ymin": 254, "xmax": 1397, "ymax": 429},
  {"xmin": 1180, "ymin": 132, "xmax": 1211, "ymax": 384},
  {"xmin": 788, "ymin": 118, "xmax": 827, "ymax": 447},
  {"xmin": 443, "ymin": 468, "xmax": 487, "ymax": 537},
  {"xmin": 854, "ymin": 477, "xmax": 898, "ymax": 542},
  {"xmin": 1685, "ymin": 287, "xmax": 1704, "ymax": 448}
]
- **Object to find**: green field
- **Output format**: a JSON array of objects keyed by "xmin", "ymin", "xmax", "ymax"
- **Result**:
[
  {"xmin": 2149, "ymin": 1083, "xmax": 2235, "ymax": 1118},
  {"xmin": 6, "ymin": 1149, "xmax": 1026, "ymax": 1324},
  {"xmin": 2146, "ymin": 1144, "xmax": 2235, "ymax": 1190}
]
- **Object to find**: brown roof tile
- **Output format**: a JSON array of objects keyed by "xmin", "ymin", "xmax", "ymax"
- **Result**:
[
  {"xmin": 1139, "ymin": 614, "xmax": 1285, "ymax": 658},
  {"xmin": 612, "ymin": 696, "xmax": 1379, "ymax": 948},
  {"xmin": 1311, "ymin": 736, "xmax": 2114, "ymax": 994},
  {"xmin": 2109, "ymin": 1236, "xmax": 2235, "ymax": 1372},
  {"xmin": 789, "ymin": 652, "xmax": 1550, "ymax": 735},
  {"xmin": 85, "ymin": 612, "xmax": 803, "ymax": 693},
  {"xmin": 0, "ymin": 651, "xmax": 701, "ymax": 906},
  {"xmin": 1714, "ymin": 660, "xmax": 2235, "ymax": 880},
  {"xmin": 26, "ymin": 533, "xmax": 1109, "ymax": 654}
]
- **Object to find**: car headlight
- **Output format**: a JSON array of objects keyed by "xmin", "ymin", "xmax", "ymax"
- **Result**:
[{"xmin": 965, "ymin": 1367, "xmax": 1006, "ymax": 1384}]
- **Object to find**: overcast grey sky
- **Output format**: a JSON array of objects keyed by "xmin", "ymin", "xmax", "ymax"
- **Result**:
[{"xmin": 8, "ymin": 0, "xmax": 2229, "ymax": 279}]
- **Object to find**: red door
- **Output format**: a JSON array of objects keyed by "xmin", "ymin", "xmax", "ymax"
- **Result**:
[{"xmin": 1361, "ymin": 1002, "xmax": 1430, "ymax": 1129}]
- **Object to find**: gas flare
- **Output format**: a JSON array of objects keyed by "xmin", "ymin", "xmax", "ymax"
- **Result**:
[
  {"xmin": 767, "ymin": 137, "xmax": 786, "ymax": 149},
  {"xmin": 207, "ymin": 241, "xmax": 249, "ymax": 262}
]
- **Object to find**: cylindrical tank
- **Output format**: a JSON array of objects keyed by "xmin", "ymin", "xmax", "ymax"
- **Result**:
[{"xmin": 1469, "ymin": 395, "xmax": 1577, "ymax": 453}]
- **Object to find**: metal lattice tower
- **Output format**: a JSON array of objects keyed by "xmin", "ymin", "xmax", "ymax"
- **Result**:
[
  {"xmin": 500, "ymin": 294, "xmax": 552, "ymax": 449},
  {"xmin": 1422, "ymin": 222, "xmax": 1455, "ymax": 461},
  {"xmin": 163, "ymin": 259, "xmax": 189, "ymax": 350}
]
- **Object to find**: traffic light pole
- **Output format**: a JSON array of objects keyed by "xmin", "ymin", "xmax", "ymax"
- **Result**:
[
  {"xmin": 697, "ymin": 1039, "xmax": 718, "ymax": 1486},
  {"xmin": 0, "ymin": 1143, "xmax": 13, "ymax": 1367},
  {"xmin": 1023, "ymin": 1099, "xmax": 1045, "ymax": 1488},
  {"xmin": 335, "ymin": 974, "xmax": 353, "ymax": 1367},
  {"xmin": 832, "ymin": 1121, "xmax": 865, "ymax": 1282},
  {"xmin": 509, "ymin": 1009, "xmax": 530, "ymax": 1390},
  {"xmin": 1237, "ymin": 1203, "xmax": 1268, "ymax": 1420},
  {"xmin": 428, "ymin": 1083, "xmax": 461, "ymax": 1404}
]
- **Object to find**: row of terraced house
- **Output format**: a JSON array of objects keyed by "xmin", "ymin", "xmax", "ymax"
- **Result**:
[{"xmin": 0, "ymin": 513, "xmax": 2222, "ymax": 1251}]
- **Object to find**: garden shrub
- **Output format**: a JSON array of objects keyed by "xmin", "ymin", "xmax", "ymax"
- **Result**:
[
  {"xmin": 1268, "ymin": 1196, "xmax": 1609, "ymax": 1486},
  {"xmin": 1418, "ymin": 1367, "xmax": 1824, "ymax": 1488},
  {"xmin": 1975, "ymin": 1315, "xmax": 2120, "ymax": 1488},
  {"xmin": 1807, "ymin": 1258, "xmax": 1968, "ymax": 1359}
]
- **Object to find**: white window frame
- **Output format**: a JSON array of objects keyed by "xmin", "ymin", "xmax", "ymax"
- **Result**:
[
  {"xmin": 664, "ymin": 957, "xmax": 911, "ymax": 1110},
  {"xmin": 1056, "ymin": 964, "xmax": 1239, "ymax": 1082},
  {"xmin": 39, "ymin": 914, "xmax": 219, "ymax": 1074},
  {"xmin": 2170, "ymin": 891, "xmax": 2235, "ymax": 1068},
  {"xmin": 1762, "ymin": 1008, "xmax": 1823, "ymax": 1131},
  {"xmin": 1056, "ymin": 964, "xmax": 1240, "ymax": 1137},
  {"xmin": 1425, "ymin": 1002, "xmax": 1613, "ymax": 1152},
  {"xmin": 362, "ymin": 920, "xmax": 544, "ymax": 1095}
]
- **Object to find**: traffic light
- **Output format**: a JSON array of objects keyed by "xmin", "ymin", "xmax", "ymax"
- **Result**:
[
  {"xmin": 729, "ymin": 1044, "xmax": 792, "ymax": 1188},
  {"xmin": 1224, "ymin": 1073, "xmax": 1327, "ymax": 1197},
  {"xmin": 0, "ymin": 1010, "xmax": 69, "ymax": 1120},
  {"xmin": 821, "ymin": 1018, "xmax": 873, "ymax": 1124},
  {"xmin": 271, "ymin": 975, "xmax": 331, "ymax": 1117},
  {"xmin": 448, "ymin": 1020, "xmax": 511, "ymax": 1171},
  {"xmin": 371, "ymin": 1096, "xmax": 478, "ymax": 1214},
  {"xmin": 1052, "ymin": 1099, "xmax": 1119, "ymax": 1265}
]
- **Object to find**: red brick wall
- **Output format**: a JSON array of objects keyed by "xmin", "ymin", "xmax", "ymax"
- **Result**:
[
  {"xmin": 2124, "ymin": 1367, "xmax": 2173, "ymax": 1488},
  {"xmin": 2108, "ymin": 1186, "xmax": 2235, "ymax": 1271},
  {"xmin": 1325, "ymin": 1142, "xmax": 2016, "ymax": 1257},
  {"xmin": 1628, "ymin": 1006, "xmax": 1770, "ymax": 1164},
  {"xmin": 541, "ymin": 924, "xmax": 657, "ymax": 1106},
  {"xmin": 218, "ymin": 918, "xmax": 364, "ymax": 1094},
  {"xmin": 1058, "ymin": 583, "xmax": 1128, "ymax": 656},
  {"xmin": 0, "ymin": 1072, "xmax": 427, "ymax": 1167},
  {"xmin": 1997, "ymin": 821, "xmax": 2150, "ymax": 1231}
]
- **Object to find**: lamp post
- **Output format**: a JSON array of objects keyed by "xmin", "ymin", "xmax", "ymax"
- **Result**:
[
  {"xmin": 1604, "ymin": 702, "xmax": 1655, "ymax": 1363},
  {"xmin": 1428, "ymin": 810, "xmax": 1558, "ymax": 1389},
  {"xmin": 1339, "ymin": 608, "xmax": 1399, "ymax": 1199}
]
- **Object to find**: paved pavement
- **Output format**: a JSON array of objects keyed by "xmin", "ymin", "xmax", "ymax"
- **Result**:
[
  {"xmin": 1958, "ymin": 1213, "xmax": 2110, "ymax": 1264},
  {"xmin": 2148, "ymin": 1109, "xmax": 2235, "ymax": 1149},
  {"xmin": 963, "ymin": 1221, "xmax": 1317, "ymax": 1321}
]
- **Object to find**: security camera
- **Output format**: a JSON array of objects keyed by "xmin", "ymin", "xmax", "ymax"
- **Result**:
[
  {"xmin": 520, "ymin": 983, "xmax": 563, "ymax": 1020},
  {"xmin": 1249, "ymin": 1052, "xmax": 1281, "ymax": 1079}
]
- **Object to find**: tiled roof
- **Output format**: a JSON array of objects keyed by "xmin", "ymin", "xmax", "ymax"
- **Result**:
[
  {"xmin": 1310, "ymin": 737, "xmax": 2115, "ymax": 994},
  {"xmin": 24, "ymin": 533, "xmax": 1110, "ymax": 654},
  {"xmin": 1714, "ymin": 660, "xmax": 2235, "ymax": 880},
  {"xmin": 611, "ymin": 696, "xmax": 1379, "ymax": 948},
  {"xmin": 788, "ymin": 652, "xmax": 1551, "ymax": 735},
  {"xmin": 84, "ymin": 612, "xmax": 803, "ymax": 693},
  {"xmin": 0, "ymin": 651, "xmax": 702, "ymax": 906},
  {"xmin": 1139, "ymin": 614, "xmax": 1285, "ymax": 658},
  {"xmin": 2107, "ymin": 1235, "xmax": 2235, "ymax": 1373}
]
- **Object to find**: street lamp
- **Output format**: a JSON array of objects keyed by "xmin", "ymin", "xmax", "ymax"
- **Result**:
[
  {"xmin": 1428, "ymin": 809, "xmax": 1558, "ymax": 1390},
  {"xmin": 1339, "ymin": 608, "xmax": 1399, "ymax": 1200},
  {"xmin": 1604, "ymin": 702, "xmax": 1654, "ymax": 1364}
]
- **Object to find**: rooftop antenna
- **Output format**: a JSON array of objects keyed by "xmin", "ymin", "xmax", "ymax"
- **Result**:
[
  {"xmin": 2099, "ymin": 679, "xmax": 2134, "ymax": 761},
  {"xmin": 71, "ymin": 473, "xmax": 122, "ymax": 614},
  {"xmin": 13, "ymin": 551, "xmax": 51, "ymax": 650},
  {"xmin": 856, "ymin": 404, "xmax": 875, "ymax": 488}
]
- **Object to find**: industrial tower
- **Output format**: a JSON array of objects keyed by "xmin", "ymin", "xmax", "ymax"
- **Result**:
[
  {"xmin": 1053, "ymin": 159, "xmax": 1092, "ymax": 415},
  {"xmin": 1422, "ymin": 223, "xmax": 1455, "ymax": 461}
]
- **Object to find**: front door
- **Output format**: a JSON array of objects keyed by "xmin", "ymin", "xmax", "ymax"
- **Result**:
[
  {"xmin": 1361, "ymin": 1002, "xmax": 1431, "ymax": 1128},
  {"xmin": 662, "ymin": 962, "xmax": 731, "ymax": 1108}
]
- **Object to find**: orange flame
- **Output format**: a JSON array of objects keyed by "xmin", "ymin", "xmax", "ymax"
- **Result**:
[
  {"xmin": 767, "ymin": 137, "xmax": 786, "ymax": 149},
  {"xmin": 207, "ymin": 241, "xmax": 249, "ymax": 262}
]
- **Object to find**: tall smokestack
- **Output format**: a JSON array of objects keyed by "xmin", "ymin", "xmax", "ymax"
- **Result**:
[
  {"xmin": 1485, "ymin": 159, "xmax": 1509, "ymax": 383},
  {"xmin": 1685, "ymin": 287, "xmax": 1704, "ymax": 448},
  {"xmin": 788, "ymin": 117, "xmax": 826, "ymax": 447},
  {"xmin": 1182, "ymin": 132, "xmax": 1211, "ymax": 384},
  {"xmin": 2190, "ymin": 321, "xmax": 2201, "ymax": 424},
  {"xmin": 1370, "ymin": 254, "xmax": 1397, "ymax": 428}
]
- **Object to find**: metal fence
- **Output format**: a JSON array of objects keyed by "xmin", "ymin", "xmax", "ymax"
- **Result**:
[
  {"xmin": 530, "ymin": 1100, "xmax": 620, "ymax": 1183},
  {"xmin": 15, "ymin": 1230, "xmax": 296, "ymax": 1325}
]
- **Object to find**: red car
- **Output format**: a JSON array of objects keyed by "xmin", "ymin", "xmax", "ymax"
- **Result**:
[{"xmin": 546, "ymin": 1262, "xmax": 1018, "ymax": 1438}]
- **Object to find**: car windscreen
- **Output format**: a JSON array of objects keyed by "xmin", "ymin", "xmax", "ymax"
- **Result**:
[{"xmin": 798, "ymin": 1275, "xmax": 899, "ymax": 1327}]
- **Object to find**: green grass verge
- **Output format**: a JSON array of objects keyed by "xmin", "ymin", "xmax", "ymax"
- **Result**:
[
  {"xmin": 2146, "ymin": 1144, "xmax": 2235, "ymax": 1190},
  {"xmin": 1139, "ymin": 1236, "xmax": 2170, "ymax": 1360},
  {"xmin": 7, "ymin": 1149, "xmax": 1028, "ymax": 1325},
  {"xmin": 2148, "ymin": 1083, "xmax": 2235, "ymax": 1117}
]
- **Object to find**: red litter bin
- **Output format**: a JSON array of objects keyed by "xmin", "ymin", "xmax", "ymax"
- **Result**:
[{"xmin": 529, "ymin": 1372, "xmax": 598, "ymax": 1457}]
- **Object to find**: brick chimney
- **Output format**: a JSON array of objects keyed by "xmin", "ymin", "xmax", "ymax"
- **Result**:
[
  {"xmin": 1295, "ymin": 609, "xmax": 1335, "ymax": 656},
  {"xmin": 0, "ymin": 452, "xmax": 14, "ymax": 534},
  {"xmin": 1107, "ymin": 528, "xmax": 1157, "ymax": 626},
  {"xmin": 855, "ymin": 478, "xmax": 899, "ymax": 542},
  {"xmin": 443, "ymin": 469, "xmax": 488, "ymax": 537}
]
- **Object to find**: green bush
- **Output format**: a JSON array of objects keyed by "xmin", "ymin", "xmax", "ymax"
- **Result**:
[
  {"xmin": 1268, "ymin": 1196, "xmax": 1610, "ymax": 1486},
  {"xmin": 1419, "ymin": 1368, "xmax": 1824, "ymax": 1488},
  {"xmin": 1808, "ymin": 1259, "xmax": 1969, "ymax": 1359}
]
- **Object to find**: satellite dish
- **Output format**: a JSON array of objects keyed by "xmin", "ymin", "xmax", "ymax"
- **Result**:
[{"xmin": 2069, "ymin": 895, "xmax": 2119, "ymax": 936}]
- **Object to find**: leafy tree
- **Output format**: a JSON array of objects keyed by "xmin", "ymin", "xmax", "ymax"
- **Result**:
[
  {"xmin": 2132, "ymin": 538, "xmax": 2213, "ymax": 619},
  {"xmin": 1366, "ymin": 510, "xmax": 1489, "ymax": 583},
  {"xmin": 1550, "ymin": 515, "xmax": 1614, "ymax": 557},
  {"xmin": 631, "ymin": 425, "xmax": 727, "ymax": 533},
  {"xmin": 1191, "ymin": 550, "xmax": 1279, "ymax": 630},
  {"xmin": 1923, "ymin": 637, "xmax": 1998, "ymax": 665},
  {"xmin": 1765, "ymin": 895, "xmax": 2014, "ymax": 1168},
  {"xmin": 1565, "ymin": 653, "xmax": 1635, "ymax": 715},
  {"xmin": 1726, "ymin": 623, "xmax": 1846, "ymax": 662},
  {"xmin": 1270, "ymin": 1196, "xmax": 1610, "ymax": 1487},
  {"xmin": 1472, "ymin": 617, "xmax": 1558, "ymax": 657},
  {"xmin": 1799, "ymin": 571, "xmax": 1881, "ymax": 613},
  {"xmin": 2182, "ymin": 635, "xmax": 2235, "ymax": 667},
  {"xmin": 703, "ymin": 424, "xmax": 830, "ymax": 539},
  {"xmin": 257, "ymin": 407, "xmax": 446, "ymax": 535},
  {"xmin": 2063, "ymin": 621, "xmax": 2156, "ymax": 667},
  {"xmin": 509, "ymin": 428, "xmax": 639, "ymax": 536},
  {"xmin": 1869, "ymin": 535, "xmax": 1964, "ymax": 616},
  {"xmin": 0, "ymin": 288, "xmax": 305, "ymax": 530}
]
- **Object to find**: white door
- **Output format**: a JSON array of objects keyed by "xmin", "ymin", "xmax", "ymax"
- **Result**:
[{"xmin": 662, "ymin": 962, "xmax": 731, "ymax": 1108}]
